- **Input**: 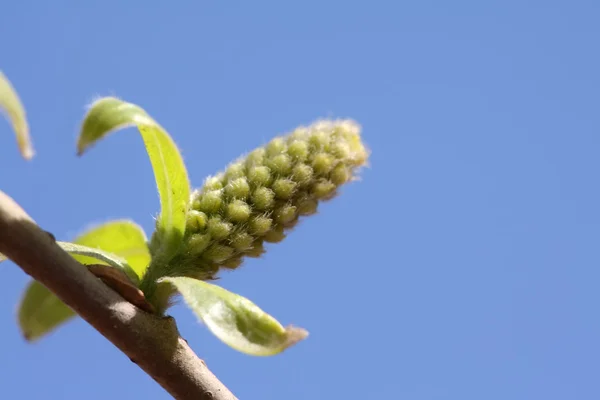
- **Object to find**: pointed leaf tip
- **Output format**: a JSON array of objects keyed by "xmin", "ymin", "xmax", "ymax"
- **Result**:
[
  {"xmin": 0, "ymin": 71, "xmax": 33, "ymax": 160},
  {"xmin": 160, "ymin": 276, "xmax": 308, "ymax": 356},
  {"xmin": 18, "ymin": 282, "xmax": 76, "ymax": 342},
  {"xmin": 77, "ymin": 97, "xmax": 190, "ymax": 263},
  {"xmin": 77, "ymin": 97, "xmax": 152, "ymax": 155}
]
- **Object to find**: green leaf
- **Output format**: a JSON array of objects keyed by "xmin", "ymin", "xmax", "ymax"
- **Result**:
[
  {"xmin": 160, "ymin": 277, "xmax": 308, "ymax": 356},
  {"xmin": 0, "ymin": 71, "xmax": 33, "ymax": 159},
  {"xmin": 18, "ymin": 282, "xmax": 76, "ymax": 341},
  {"xmin": 62, "ymin": 220, "xmax": 151, "ymax": 279},
  {"xmin": 16, "ymin": 220, "xmax": 151, "ymax": 342},
  {"xmin": 77, "ymin": 97, "xmax": 190, "ymax": 263},
  {"xmin": 56, "ymin": 241, "xmax": 138, "ymax": 283}
]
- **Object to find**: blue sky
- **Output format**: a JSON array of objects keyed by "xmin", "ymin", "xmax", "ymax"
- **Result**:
[{"xmin": 2, "ymin": 1, "xmax": 600, "ymax": 399}]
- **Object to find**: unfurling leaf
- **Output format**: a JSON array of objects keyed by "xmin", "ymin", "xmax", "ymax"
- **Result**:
[
  {"xmin": 77, "ymin": 97, "xmax": 190, "ymax": 263},
  {"xmin": 17, "ymin": 220, "xmax": 151, "ymax": 341},
  {"xmin": 0, "ymin": 71, "xmax": 33, "ymax": 159},
  {"xmin": 160, "ymin": 277, "xmax": 308, "ymax": 356},
  {"xmin": 56, "ymin": 241, "xmax": 138, "ymax": 283},
  {"xmin": 56, "ymin": 220, "xmax": 150, "ymax": 279}
]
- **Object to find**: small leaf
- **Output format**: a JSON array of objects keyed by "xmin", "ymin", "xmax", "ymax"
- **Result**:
[
  {"xmin": 56, "ymin": 241, "xmax": 138, "ymax": 283},
  {"xmin": 64, "ymin": 220, "xmax": 151, "ymax": 279},
  {"xmin": 77, "ymin": 97, "xmax": 190, "ymax": 263},
  {"xmin": 18, "ymin": 283, "xmax": 76, "ymax": 341},
  {"xmin": 16, "ymin": 220, "xmax": 151, "ymax": 341},
  {"xmin": 160, "ymin": 277, "xmax": 308, "ymax": 356},
  {"xmin": 0, "ymin": 252, "xmax": 6, "ymax": 262},
  {"xmin": 0, "ymin": 71, "xmax": 33, "ymax": 159}
]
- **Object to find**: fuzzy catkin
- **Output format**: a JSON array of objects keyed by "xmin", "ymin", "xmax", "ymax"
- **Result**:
[{"xmin": 174, "ymin": 120, "xmax": 368, "ymax": 280}]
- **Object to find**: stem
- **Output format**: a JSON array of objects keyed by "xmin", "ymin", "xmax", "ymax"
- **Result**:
[
  {"xmin": 140, "ymin": 261, "xmax": 177, "ymax": 315},
  {"xmin": 0, "ymin": 190, "xmax": 237, "ymax": 400}
]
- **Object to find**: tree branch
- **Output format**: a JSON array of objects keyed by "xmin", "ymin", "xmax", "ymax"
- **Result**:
[{"xmin": 0, "ymin": 190, "xmax": 237, "ymax": 400}]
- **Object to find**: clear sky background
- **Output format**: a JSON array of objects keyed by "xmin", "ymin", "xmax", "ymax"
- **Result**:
[{"xmin": 1, "ymin": 1, "xmax": 600, "ymax": 399}]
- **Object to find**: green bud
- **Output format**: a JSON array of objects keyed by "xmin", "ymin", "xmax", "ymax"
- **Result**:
[
  {"xmin": 194, "ymin": 190, "xmax": 223, "ymax": 213},
  {"xmin": 309, "ymin": 131, "xmax": 329, "ymax": 151},
  {"xmin": 245, "ymin": 240, "xmax": 265, "ymax": 258},
  {"xmin": 252, "ymin": 187, "xmax": 275, "ymax": 210},
  {"xmin": 312, "ymin": 179, "xmax": 337, "ymax": 199},
  {"xmin": 225, "ymin": 177, "xmax": 250, "ymax": 199},
  {"xmin": 248, "ymin": 165, "xmax": 272, "ymax": 186},
  {"xmin": 272, "ymin": 178, "xmax": 297, "ymax": 200},
  {"xmin": 275, "ymin": 204, "xmax": 297, "ymax": 225},
  {"xmin": 264, "ymin": 225, "xmax": 286, "ymax": 243},
  {"xmin": 330, "ymin": 141, "xmax": 351, "ymax": 159},
  {"xmin": 288, "ymin": 127, "xmax": 309, "ymax": 142},
  {"xmin": 227, "ymin": 200, "xmax": 251, "ymax": 222},
  {"xmin": 203, "ymin": 176, "xmax": 224, "ymax": 191},
  {"xmin": 266, "ymin": 137, "xmax": 286, "ymax": 156},
  {"xmin": 202, "ymin": 244, "xmax": 234, "ymax": 264},
  {"xmin": 207, "ymin": 217, "xmax": 232, "ymax": 240},
  {"xmin": 249, "ymin": 215, "xmax": 273, "ymax": 236},
  {"xmin": 187, "ymin": 233, "xmax": 211, "ymax": 255},
  {"xmin": 246, "ymin": 148, "xmax": 266, "ymax": 167},
  {"xmin": 186, "ymin": 210, "xmax": 208, "ymax": 232},
  {"xmin": 330, "ymin": 164, "xmax": 350, "ymax": 185},
  {"xmin": 220, "ymin": 256, "xmax": 243, "ymax": 269},
  {"xmin": 297, "ymin": 196, "xmax": 318, "ymax": 216},
  {"xmin": 291, "ymin": 164, "xmax": 313, "ymax": 185},
  {"xmin": 312, "ymin": 153, "xmax": 334, "ymax": 176},
  {"xmin": 224, "ymin": 162, "xmax": 246, "ymax": 181},
  {"xmin": 230, "ymin": 232, "xmax": 254, "ymax": 251},
  {"xmin": 288, "ymin": 140, "xmax": 309, "ymax": 161},
  {"xmin": 266, "ymin": 154, "xmax": 292, "ymax": 175}
]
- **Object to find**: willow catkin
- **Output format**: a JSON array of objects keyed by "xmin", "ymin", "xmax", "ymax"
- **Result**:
[{"xmin": 173, "ymin": 120, "xmax": 369, "ymax": 280}]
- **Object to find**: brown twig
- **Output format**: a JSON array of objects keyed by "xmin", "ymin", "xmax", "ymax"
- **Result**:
[{"xmin": 0, "ymin": 190, "xmax": 237, "ymax": 400}]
